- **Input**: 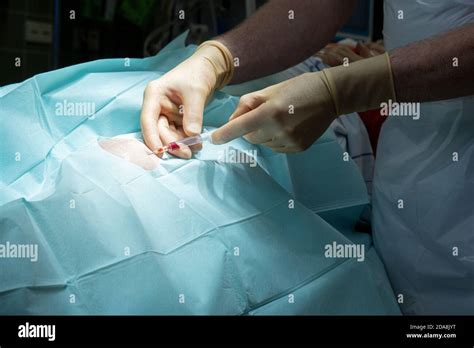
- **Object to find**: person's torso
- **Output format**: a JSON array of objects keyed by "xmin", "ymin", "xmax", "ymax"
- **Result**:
[
  {"xmin": 372, "ymin": 0, "xmax": 474, "ymax": 314},
  {"xmin": 383, "ymin": 0, "xmax": 474, "ymax": 50}
]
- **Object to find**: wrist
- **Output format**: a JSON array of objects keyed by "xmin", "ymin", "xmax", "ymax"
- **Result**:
[
  {"xmin": 194, "ymin": 40, "xmax": 234, "ymax": 89},
  {"xmin": 321, "ymin": 53, "xmax": 396, "ymax": 115}
]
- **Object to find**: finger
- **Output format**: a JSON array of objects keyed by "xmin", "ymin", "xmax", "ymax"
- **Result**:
[
  {"xmin": 356, "ymin": 43, "xmax": 374, "ymax": 58},
  {"xmin": 173, "ymin": 124, "xmax": 202, "ymax": 153},
  {"xmin": 160, "ymin": 99, "xmax": 180, "ymax": 119},
  {"xmin": 264, "ymin": 141, "xmax": 300, "ymax": 153},
  {"xmin": 229, "ymin": 102, "xmax": 253, "ymax": 121},
  {"xmin": 323, "ymin": 50, "xmax": 343, "ymax": 66},
  {"xmin": 157, "ymin": 116, "xmax": 192, "ymax": 159},
  {"xmin": 316, "ymin": 45, "xmax": 340, "ymax": 65},
  {"xmin": 229, "ymin": 94, "xmax": 264, "ymax": 121},
  {"xmin": 314, "ymin": 51, "xmax": 325, "ymax": 59},
  {"xmin": 189, "ymin": 143, "xmax": 203, "ymax": 153},
  {"xmin": 326, "ymin": 46, "xmax": 355, "ymax": 65},
  {"xmin": 368, "ymin": 42, "xmax": 385, "ymax": 54},
  {"xmin": 172, "ymin": 126, "xmax": 196, "ymax": 157},
  {"xmin": 140, "ymin": 87, "xmax": 164, "ymax": 153},
  {"xmin": 261, "ymin": 134, "xmax": 298, "ymax": 148},
  {"xmin": 212, "ymin": 105, "xmax": 269, "ymax": 145},
  {"xmin": 337, "ymin": 46, "xmax": 363, "ymax": 62},
  {"xmin": 161, "ymin": 104, "xmax": 183, "ymax": 127},
  {"xmin": 243, "ymin": 129, "xmax": 272, "ymax": 145},
  {"xmin": 182, "ymin": 91, "xmax": 206, "ymax": 136}
]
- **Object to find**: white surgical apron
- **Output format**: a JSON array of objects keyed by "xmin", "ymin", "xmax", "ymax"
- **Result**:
[{"xmin": 373, "ymin": 0, "xmax": 474, "ymax": 314}]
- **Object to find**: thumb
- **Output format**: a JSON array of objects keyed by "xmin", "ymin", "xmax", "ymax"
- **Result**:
[{"xmin": 182, "ymin": 91, "xmax": 206, "ymax": 136}]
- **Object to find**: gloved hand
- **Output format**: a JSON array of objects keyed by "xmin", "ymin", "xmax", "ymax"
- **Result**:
[
  {"xmin": 141, "ymin": 40, "xmax": 233, "ymax": 158},
  {"xmin": 212, "ymin": 53, "xmax": 396, "ymax": 152}
]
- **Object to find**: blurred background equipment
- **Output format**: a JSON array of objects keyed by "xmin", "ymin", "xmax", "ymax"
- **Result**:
[
  {"xmin": 336, "ymin": 0, "xmax": 382, "ymax": 42},
  {"xmin": 0, "ymin": 0, "xmax": 381, "ymax": 86}
]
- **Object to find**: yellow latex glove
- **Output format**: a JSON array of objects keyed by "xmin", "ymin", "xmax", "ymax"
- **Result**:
[
  {"xmin": 212, "ymin": 53, "xmax": 396, "ymax": 152},
  {"xmin": 140, "ymin": 40, "xmax": 233, "ymax": 158}
]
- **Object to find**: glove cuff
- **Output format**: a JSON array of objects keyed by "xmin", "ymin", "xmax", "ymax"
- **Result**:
[
  {"xmin": 195, "ymin": 40, "xmax": 234, "ymax": 89},
  {"xmin": 321, "ymin": 52, "xmax": 397, "ymax": 116}
]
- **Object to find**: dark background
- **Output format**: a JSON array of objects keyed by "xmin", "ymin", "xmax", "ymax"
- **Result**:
[{"xmin": 0, "ymin": 0, "xmax": 382, "ymax": 86}]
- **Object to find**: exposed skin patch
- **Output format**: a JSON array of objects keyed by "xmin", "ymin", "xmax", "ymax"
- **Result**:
[{"xmin": 99, "ymin": 138, "xmax": 160, "ymax": 171}]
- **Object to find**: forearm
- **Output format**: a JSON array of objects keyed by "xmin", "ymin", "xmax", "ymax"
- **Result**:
[
  {"xmin": 216, "ymin": 0, "xmax": 356, "ymax": 84},
  {"xmin": 391, "ymin": 23, "xmax": 474, "ymax": 102}
]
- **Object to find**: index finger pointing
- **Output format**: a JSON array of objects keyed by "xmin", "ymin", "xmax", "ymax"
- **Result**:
[{"xmin": 212, "ymin": 105, "xmax": 268, "ymax": 145}]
